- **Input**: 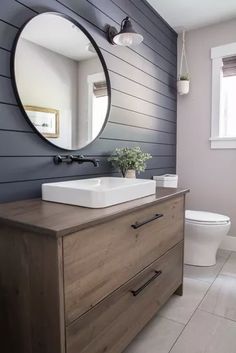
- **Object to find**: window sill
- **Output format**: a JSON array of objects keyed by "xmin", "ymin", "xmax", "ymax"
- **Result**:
[{"xmin": 210, "ymin": 137, "xmax": 236, "ymax": 149}]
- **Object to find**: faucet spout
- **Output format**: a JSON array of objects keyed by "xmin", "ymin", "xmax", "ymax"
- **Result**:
[{"xmin": 70, "ymin": 155, "xmax": 99, "ymax": 167}]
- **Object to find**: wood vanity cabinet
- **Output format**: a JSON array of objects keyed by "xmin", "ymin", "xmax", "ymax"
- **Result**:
[{"xmin": 0, "ymin": 188, "xmax": 188, "ymax": 353}]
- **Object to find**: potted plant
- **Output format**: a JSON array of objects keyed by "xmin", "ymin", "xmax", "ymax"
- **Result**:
[
  {"xmin": 177, "ymin": 74, "xmax": 190, "ymax": 95},
  {"xmin": 108, "ymin": 147, "xmax": 152, "ymax": 178}
]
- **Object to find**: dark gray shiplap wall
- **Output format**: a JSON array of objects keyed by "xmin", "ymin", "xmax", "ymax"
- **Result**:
[{"xmin": 0, "ymin": 0, "xmax": 177, "ymax": 202}]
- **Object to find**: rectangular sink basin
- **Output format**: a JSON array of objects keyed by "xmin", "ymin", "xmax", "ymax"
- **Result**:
[{"xmin": 42, "ymin": 177, "xmax": 156, "ymax": 208}]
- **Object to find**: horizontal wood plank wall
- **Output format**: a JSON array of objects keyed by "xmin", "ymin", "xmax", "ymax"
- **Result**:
[{"xmin": 0, "ymin": 0, "xmax": 177, "ymax": 202}]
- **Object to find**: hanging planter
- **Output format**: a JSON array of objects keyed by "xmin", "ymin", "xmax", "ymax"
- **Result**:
[
  {"xmin": 177, "ymin": 32, "xmax": 190, "ymax": 95},
  {"xmin": 177, "ymin": 74, "xmax": 190, "ymax": 95}
]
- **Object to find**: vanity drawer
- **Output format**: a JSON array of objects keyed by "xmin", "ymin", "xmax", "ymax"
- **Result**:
[
  {"xmin": 63, "ymin": 195, "xmax": 184, "ymax": 324},
  {"xmin": 66, "ymin": 242, "xmax": 183, "ymax": 353}
]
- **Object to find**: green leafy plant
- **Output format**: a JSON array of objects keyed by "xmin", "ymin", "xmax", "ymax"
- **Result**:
[
  {"xmin": 179, "ymin": 74, "xmax": 190, "ymax": 81},
  {"xmin": 108, "ymin": 147, "xmax": 152, "ymax": 177}
]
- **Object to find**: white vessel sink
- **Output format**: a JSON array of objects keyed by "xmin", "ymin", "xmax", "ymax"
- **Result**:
[{"xmin": 42, "ymin": 177, "xmax": 156, "ymax": 208}]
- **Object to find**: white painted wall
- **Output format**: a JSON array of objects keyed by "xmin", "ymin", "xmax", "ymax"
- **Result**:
[
  {"xmin": 177, "ymin": 19, "xmax": 236, "ymax": 235},
  {"xmin": 77, "ymin": 57, "xmax": 105, "ymax": 148},
  {"xmin": 15, "ymin": 38, "xmax": 78, "ymax": 150}
]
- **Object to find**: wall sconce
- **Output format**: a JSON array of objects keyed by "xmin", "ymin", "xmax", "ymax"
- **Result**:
[{"xmin": 107, "ymin": 17, "xmax": 143, "ymax": 47}]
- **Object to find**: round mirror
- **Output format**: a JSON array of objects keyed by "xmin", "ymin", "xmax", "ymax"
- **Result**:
[{"xmin": 13, "ymin": 12, "xmax": 111, "ymax": 150}]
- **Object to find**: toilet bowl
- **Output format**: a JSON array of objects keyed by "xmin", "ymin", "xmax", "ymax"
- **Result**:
[{"xmin": 184, "ymin": 210, "xmax": 231, "ymax": 266}]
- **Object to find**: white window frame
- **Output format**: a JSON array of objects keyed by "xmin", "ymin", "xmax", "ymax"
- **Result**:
[
  {"xmin": 210, "ymin": 42, "xmax": 236, "ymax": 149},
  {"xmin": 87, "ymin": 72, "xmax": 105, "ymax": 141}
]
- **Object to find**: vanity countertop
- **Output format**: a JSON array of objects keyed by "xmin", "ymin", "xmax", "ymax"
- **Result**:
[{"xmin": 0, "ymin": 187, "xmax": 189, "ymax": 237}]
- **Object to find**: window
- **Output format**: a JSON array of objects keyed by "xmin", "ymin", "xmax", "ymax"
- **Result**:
[
  {"xmin": 92, "ymin": 82, "xmax": 108, "ymax": 138},
  {"xmin": 220, "ymin": 57, "xmax": 236, "ymax": 137},
  {"xmin": 210, "ymin": 43, "xmax": 236, "ymax": 148},
  {"xmin": 87, "ymin": 72, "xmax": 108, "ymax": 141}
]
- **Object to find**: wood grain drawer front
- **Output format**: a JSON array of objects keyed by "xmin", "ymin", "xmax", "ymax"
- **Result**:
[
  {"xmin": 64, "ymin": 195, "xmax": 184, "ymax": 324},
  {"xmin": 66, "ymin": 242, "xmax": 183, "ymax": 353}
]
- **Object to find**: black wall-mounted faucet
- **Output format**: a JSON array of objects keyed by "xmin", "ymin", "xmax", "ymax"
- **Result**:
[
  {"xmin": 54, "ymin": 155, "xmax": 99, "ymax": 167},
  {"xmin": 70, "ymin": 155, "xmax": 99, "ymax": 167}
]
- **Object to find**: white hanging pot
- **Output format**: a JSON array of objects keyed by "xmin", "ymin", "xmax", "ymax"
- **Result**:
[
  {"xmin": 178, "ymin": 31, "xmax": 190, "ymax": 95},
  {"xmin": 125, "ymin": 169, "xmax": 136, "ymax": 178},
  {"xmin": 177, "ymin": 79, "xmax": 190, "ymax": 95}
]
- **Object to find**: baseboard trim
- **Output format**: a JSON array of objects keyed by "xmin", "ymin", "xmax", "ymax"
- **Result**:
[{"xmin": 220, "ymin": 235, "xmax": 236, "ymax": 251}]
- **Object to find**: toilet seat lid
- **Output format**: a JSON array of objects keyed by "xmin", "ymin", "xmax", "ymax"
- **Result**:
[{"xmin": 186, "ymin": 210, "xmax": 230, "ymax": 224}]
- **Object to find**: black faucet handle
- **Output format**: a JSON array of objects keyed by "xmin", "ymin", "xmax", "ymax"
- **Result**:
[
  {"xmin": 93, "ymin": 158, "xmax": 100, "ymax": 167},
  {"xmin": 54, "ymin": 155, "xmax": 73, "ymax": 164}
]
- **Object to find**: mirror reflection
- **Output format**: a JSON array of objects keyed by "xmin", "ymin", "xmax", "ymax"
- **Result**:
[{"xmin": 14, "ymin": 13, "xmax": 110, "ymax": 150}]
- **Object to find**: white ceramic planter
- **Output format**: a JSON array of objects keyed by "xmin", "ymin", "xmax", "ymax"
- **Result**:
[
  {"xmin": 125, "ymin": 170, "xmax": 136, "ymax": 178},
  {"xmin": 177, "ymin": 80, "xmax": 190, "ymax": 95}
]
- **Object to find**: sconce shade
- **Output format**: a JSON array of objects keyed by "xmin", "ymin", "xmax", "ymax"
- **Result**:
[{"xmin": 108, "ymin": 17, "xmax": 143, "ymax": 46}]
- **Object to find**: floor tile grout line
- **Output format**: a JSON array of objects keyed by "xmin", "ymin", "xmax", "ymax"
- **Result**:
[
  {"xmin": 213, "ymin": 272, "xmax": 236, "ymax": 280},
  {"xmin": 198, "ymin": 251, "xmax": 236, "ymax": 322},
  {"xmin": 218, "ymin": 250, "xmax": 234, "ymax": 276},
  {"xmin": 167, "ymin": 251, "xmax": 232, "ymax": 352},
  {"xmin": 198, "ymin": 308, "xmax": 236, "ymax": 324},
  {"xmin": 157, "ymin": 314, "xmax": 186, "ymax": 326},
  {"xmin": 181, "ymin": 275, "xmax": 214, "ymax": 286},
  {"xmin": 184, "ymin": 250, "xmax": 233, "ymax": 285},
  {"xmin": 212, "ymin": 250, "xmax": 233, "ymax": 280},
  {"xmin": 183, "ymin": 250, "xmax": 232, "ymax": 285},
  {"xmin": 168, "ymin": 279, "xmax": 216, "ymax": 352},
  {"xmin": 182, "ymin": 276, "xmax": 214, "ymax": 285},
  {"xmin": 222, "ymin": 249, "xmax": 233, "ymax": 262}
]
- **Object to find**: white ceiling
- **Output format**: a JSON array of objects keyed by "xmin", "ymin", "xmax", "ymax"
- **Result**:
[
  {"xmin": 21, "ymin": 13, "xmax": 96, "ymax": 61},
  {"xmin": 147, "ymin": 0, "xmax": 236, "ymax": 32}
]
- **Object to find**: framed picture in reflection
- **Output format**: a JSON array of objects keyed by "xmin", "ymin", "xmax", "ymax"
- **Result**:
[{"xmin": 24, "ymin": 105, "xmax": 59, "ymax": 138}]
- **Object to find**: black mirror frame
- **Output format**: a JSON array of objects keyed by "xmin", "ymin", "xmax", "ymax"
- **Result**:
[{"xmin": 11, "ymin": 11, "xmax": 111, "ymax": 152}]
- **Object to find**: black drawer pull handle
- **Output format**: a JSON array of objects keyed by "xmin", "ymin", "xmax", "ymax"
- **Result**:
[
  {"xmin": 131, "ymin": 213, "xmax": 163, "ymax": 229},
  {"xmin": 131, "ymin": 270, "xmax": 162, "ymax": 297}
]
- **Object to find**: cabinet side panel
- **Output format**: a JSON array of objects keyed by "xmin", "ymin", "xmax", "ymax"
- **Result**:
[{"xmin": 0, "ymin": 225, "xmax": 65, "ymax": 353}]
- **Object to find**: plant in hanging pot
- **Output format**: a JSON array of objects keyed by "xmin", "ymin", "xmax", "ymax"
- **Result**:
[
  {"xmin": 177, "ymin": 73, "xmax": 190, "ymax": 95},
  {"xmin": 108, "ymin": 147, "xmax": 152, "ymax": 178}
]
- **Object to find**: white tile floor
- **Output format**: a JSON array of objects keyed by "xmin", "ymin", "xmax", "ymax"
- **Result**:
[{"xmin": 124, "ymin": 249, "xmax": 236, "ymax": 353}]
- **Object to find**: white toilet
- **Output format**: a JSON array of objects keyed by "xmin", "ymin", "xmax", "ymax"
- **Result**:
[{"xmin": 185, "ymin": 210, "xmax": 231, "ymax": 266}]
